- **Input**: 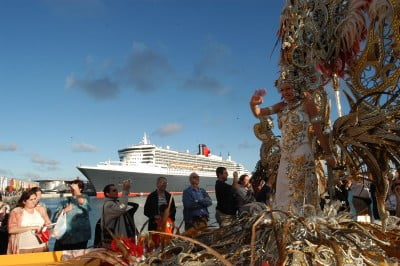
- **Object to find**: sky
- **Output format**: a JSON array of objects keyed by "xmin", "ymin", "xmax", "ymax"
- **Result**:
[{"xmin": 0, "ymin": 0, "xmax": 346, "ymax": 181}]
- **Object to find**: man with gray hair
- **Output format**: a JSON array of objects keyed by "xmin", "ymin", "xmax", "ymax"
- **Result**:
[{"xmin": 183, "ymin": 172, "xmax": 212, "ymax": 230}]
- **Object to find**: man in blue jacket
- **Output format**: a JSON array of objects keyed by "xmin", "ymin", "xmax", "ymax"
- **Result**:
[{"xmin": 182, "ymin": 173, "xmax": 212, "ymax": 230}]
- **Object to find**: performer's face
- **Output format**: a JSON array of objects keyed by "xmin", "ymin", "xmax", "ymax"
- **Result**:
[{"xmin": 280, "ymin": 83, "xmax": 295, "ymax": 102}]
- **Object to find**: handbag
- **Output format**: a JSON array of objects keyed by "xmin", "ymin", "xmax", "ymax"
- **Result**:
[
  {"xmin": 124, "ymin": 206, "xmax": 138, "ymax": 238},
  {"xmin": 94, "ymin": 204, "xmax": 118, "ymax": 247},
  {"xmin": 52, "ymin": 210, "xmax": 67, "ymax": 240},
  {"xmin": 36, "ymin": 226, "xmax": 50, "ymax": 244},
  {"xmin": 94, "ymin": 217, "xmax": 116, "ymax": 247}
]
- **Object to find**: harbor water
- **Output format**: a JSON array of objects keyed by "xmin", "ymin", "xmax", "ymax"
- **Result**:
[{"xmin": 42, "ymin": 194, "xmax": 217, "ymax": 250}]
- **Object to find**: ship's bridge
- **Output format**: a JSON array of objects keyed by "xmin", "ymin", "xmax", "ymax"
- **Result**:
[{"xmin": 118, "ymin": 145, "xmax": 156, "ymax": 165}]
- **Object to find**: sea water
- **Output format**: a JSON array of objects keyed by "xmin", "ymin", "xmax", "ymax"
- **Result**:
[{"xmin": 42, "ymin": 194, "xmax": 217, "ymax": 250}]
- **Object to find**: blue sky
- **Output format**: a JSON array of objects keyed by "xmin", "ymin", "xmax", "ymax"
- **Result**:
[{"xmin": 0, "ymin": 0, "xmax": 345, "ymax": 181}]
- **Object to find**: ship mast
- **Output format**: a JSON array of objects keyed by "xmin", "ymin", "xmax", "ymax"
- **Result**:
[{"xmin": 142, "ymin": 133, "xmax": 150, "ymax": 145}]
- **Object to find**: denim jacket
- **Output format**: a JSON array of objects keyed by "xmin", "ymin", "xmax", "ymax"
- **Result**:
[
  {"xmin": 182, "ymin": 186, "xmax": 212, "ymax": 226},
  {"xmin": 53, "ymin": 195, "xmax": 91, "ymax": 244}
]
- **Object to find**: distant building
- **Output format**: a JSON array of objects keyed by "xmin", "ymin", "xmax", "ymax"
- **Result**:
[
  {"xmin": 0, "ymin": 176, "xmax": 38, "ymax": 193},
  {"xmin": 35, "ymin": 179, "xmax": 96, "ymax": 195},
  {"xmin": 35, "ymin": 180, "xmax": 70, "ymax": 193}
]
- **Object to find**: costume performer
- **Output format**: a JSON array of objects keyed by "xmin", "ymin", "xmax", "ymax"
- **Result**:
[{"xmin": 250, "ymin": 82, "xmax": 336, "ymax": 214}]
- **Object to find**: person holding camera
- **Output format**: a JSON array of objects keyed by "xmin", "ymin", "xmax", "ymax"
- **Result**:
[
  {"xmin": 95, "ymin": 181, "xmax": 138, "ymax": 247},
  {"xmin": 52, "ymin": 179, "xmax": 91, "ymax": 251}
]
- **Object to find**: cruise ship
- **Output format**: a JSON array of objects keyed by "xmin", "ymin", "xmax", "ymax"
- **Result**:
[{"xmin": 77, "ymin": 134, "xmax": 248, "ymax": 197}]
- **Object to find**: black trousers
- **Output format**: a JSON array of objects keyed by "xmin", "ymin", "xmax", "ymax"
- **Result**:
[
  {"xmin": 54, "ymin": 240, "xmax": 88, "ymax": 251},
  {"xmin": 0, "ymin": 231, "xmax": 9, "ymax": 254}
]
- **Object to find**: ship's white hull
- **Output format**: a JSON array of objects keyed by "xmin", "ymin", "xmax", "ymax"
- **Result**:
[{"xmin": 77, "ymin": 165, "xmax": 226, "ymax": 197}]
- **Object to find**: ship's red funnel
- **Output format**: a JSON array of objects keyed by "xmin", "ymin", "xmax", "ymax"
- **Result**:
[
  {"xmin": 202, "ymin": 145, "xmax": 210, "ymax": 157},
  {"xmin": 198, "ymin": 144, "xmax": 211, "ymax": 157}
]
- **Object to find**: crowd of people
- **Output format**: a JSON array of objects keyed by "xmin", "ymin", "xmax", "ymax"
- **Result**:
[
  {"xmin": 334, "ymin": 172, "xmax": 400, "ymax": 221},
  {"xmin": 0, "ymin": 168, "xmax": 398, "ymax": 255},
  {"xmin": 0, "ymin": 165, "xmax": 274, "ymax": 256}
]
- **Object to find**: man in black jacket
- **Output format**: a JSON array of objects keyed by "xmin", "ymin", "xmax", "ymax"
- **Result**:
[
  {"xmin": 215, "ymin": 167, "xmax": 238, "ymax": 226},
  {"xmin": 144, "ymin": 177, "xmax": 176, "ymax": 231}
]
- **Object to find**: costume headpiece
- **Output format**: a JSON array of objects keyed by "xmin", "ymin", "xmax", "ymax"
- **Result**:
[{"xmin": 276, "ymin": 0, "xmax": 375, "ymax": 92}]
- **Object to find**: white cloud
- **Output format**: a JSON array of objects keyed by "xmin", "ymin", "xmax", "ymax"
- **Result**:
[
  {"xmin": 0, "ymin": 143, "xmax": 17, "ymax": 152},
  {"xmin": 67, "ymin": 40, "xmax": 236, "ymax": 100},
  {"xmin": 31, "ymin": 154, "xmax": 59, "ymax": 167},
  {"xmin": 182, "ymin": 41, "xmax": 233, "ymax": 95},
  {"xmin": 120, "ymin": 42, "xmax": 175, "ymax": 92},
  {"xmin": 66, "ymin": 76, "xmax": 119, "ymax": 100},
  {"xmin": 67, "ymin": 42, "xmax": 174, "ymax": 99},
  {"xmin": 153, "ymin": 123, "xmax": 183, "ymax": 137},
  {"xmin": 71, "ymin": 143, "xmax": 97, "ymax": 152},
  {"xmin": 183, "ymin": 75, "xmax": 228, "ymax": 95}
]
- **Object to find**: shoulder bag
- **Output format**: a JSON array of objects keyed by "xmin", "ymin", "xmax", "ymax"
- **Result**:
[{"xmin": 52, "ymin": 210, "xmax": 67, "ymax": 240}]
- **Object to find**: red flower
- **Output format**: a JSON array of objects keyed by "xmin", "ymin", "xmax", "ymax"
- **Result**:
[{"xmin": 109, "ymin": 237, "xmax": 144, "ymax": 257}]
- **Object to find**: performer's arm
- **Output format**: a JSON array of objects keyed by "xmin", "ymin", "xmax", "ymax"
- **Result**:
[{"xmin": 249, "ymin": 89, "xmax": 283, "ymax": 117}]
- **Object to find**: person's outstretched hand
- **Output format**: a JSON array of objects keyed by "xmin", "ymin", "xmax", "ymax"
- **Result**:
[
  {"xmin": 250, "ymin": 88, "xmax": 266, "ymax": 106},
  {"xmin": 70, "ymin": 183, "xmax": 81, "ymax": 195},
  {"xmin": 123, "ymin": 180, "xmax": 131, "ymax": 191}
]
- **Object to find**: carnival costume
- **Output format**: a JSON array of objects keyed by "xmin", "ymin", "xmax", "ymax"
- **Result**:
[
  {"xmin": 275, "ymin": 100, "xmax": 319, "ymax": 213},
  {"xmin": 251, "ymin": 0, "xmax": 400, "ymax": 231}
]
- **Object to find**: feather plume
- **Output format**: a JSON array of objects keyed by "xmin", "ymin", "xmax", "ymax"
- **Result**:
[
  {"xmin": 336, "ymin": 0, "xmax": 369, "ymax": 56},
  {"xmin": 368, "ymin": 0, "xmax": 393, "ymax": 25}
]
